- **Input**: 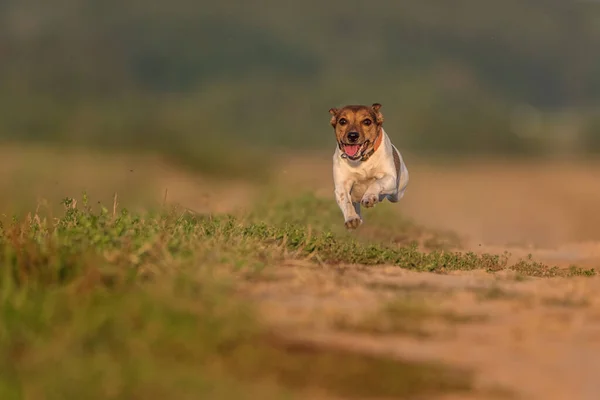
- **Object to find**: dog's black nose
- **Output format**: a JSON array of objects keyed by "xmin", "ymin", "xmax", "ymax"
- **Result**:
[{"xmin": 347, "ymin": 132, "xmax": 359, "ymax": 143}]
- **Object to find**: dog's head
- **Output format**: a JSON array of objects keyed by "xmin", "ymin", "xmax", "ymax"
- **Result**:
[{"xmin": 329, "ymin": 103, "xmax": 384, "ymax": 161}]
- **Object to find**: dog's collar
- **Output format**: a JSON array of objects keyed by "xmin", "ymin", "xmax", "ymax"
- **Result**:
[
  {"xmin": 360, "ymin": 128, "xmax": 383, "ymax": 161},
  {"xmin": 340, "ymin": 128, "xmax": 383, "ymax": 162}
]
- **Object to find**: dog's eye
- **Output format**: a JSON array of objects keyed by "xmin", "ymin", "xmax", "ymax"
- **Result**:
[
  {"xmin": 363, "ymin": 119, "xmax": 372, "ymax": 126},
  {"xmin": 338, "ymin": 118, "xmax": 348, "ymax": 126}
]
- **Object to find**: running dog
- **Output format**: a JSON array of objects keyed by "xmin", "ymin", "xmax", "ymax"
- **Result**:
[{"xmin": 329, "ymin": 103, "xmax": 409, "ymax": 229}]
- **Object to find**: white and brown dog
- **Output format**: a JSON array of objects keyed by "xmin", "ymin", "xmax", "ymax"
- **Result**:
[{"xmin": 329, "ymin": 103, "xmax": 409, "ymax": 229}]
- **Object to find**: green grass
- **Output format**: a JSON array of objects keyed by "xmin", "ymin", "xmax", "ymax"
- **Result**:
[
  {"xmin": 247, "ymin": 193, "xmax": 594, "ymax": 276},
  {"xmin": 250, "ymin": 192, "xmax": 462, "ymax": 250},
  {"xmin": 0, "ymin": 194, "xmax": 479, "ymax": 399},
  {"xmin": 507, "ymin": 255, "xmax": 596, "ymax": 278},
  {"xmin": 0, "ymin": 191, "xmax": 593, "ymax": 399}
]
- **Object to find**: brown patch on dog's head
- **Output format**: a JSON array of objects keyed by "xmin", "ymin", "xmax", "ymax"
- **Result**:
[{"xmin": 329, "ymin": 103, "xmax": 384, "ymax": 160}]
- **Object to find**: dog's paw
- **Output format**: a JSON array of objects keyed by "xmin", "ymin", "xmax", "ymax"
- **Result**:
[
  {"xmin": 361, "ymin": 193, "xmax": 378, "ymax": 208},
  {"xmin": 344, "ymin": 216, "xmax": 362, "ymax": 230}
]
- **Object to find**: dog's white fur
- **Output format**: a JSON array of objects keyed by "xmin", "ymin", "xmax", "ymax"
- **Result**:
[{"xmin": 332, "ymin": 128, "xmax": 409, "ymax": 228}]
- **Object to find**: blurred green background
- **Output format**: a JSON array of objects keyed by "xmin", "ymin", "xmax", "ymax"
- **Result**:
[{"xmin": 2, "ymin": 0, "xmax": 600, "ymax": 176}]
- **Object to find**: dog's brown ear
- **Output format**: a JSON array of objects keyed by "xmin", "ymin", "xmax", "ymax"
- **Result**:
[
  {"xmin": 371, "ymin": 103, "xmax": 384, "ymax": 125},
  {"xmin": 329, "ymin": 107, "xmax": 340, "ymax": 127}
]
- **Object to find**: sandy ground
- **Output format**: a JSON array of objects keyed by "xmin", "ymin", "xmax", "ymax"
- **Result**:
[
  {"xmin": 262, "ymin": 153, "xmax": 600, "ymax": 400},
  {"xmin": 241, "ymin": 263, "xmax": 600, "ymax": 400}
]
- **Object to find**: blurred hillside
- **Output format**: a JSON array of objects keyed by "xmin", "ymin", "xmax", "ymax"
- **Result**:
[{"xmin": 2, "ymin": 0, "xmax": 600, "ymax": 176}]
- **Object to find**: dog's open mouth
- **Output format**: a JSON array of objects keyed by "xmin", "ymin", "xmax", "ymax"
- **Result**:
[{"xmin": 341, "ymin": 141, "xmax": 369, "ymax": 159}]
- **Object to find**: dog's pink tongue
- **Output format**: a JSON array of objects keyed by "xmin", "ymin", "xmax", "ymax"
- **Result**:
[{"xmin": 344, "ymin": 145, "xmax": 360, "ymax": 157}]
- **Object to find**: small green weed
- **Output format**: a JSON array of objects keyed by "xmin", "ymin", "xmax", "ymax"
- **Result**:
[{"xmin": 509, "ymin": 255, "xmax": 595, "ymax": 278}]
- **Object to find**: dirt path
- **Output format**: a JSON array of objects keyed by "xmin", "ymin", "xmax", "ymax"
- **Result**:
[
  {"xmin": 256, "ymin": 154, "xmax": 600, "ymax": 399},
  {"xmin": 240, "ymin": 263, "xmax": 600, "ymax": 399}
]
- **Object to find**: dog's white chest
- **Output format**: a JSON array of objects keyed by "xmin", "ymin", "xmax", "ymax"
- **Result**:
[
  {"xmin": 348, "ymin": 157, "xmax": 386, "ymax": 179},
  {"xmin": 343, "ymin": 163, "xmax": 384, "ymax": 203}
]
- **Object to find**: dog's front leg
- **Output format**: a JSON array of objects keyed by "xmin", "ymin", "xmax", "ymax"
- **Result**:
[
  {"xmin": 361, "ymin": 174, "xmax": 396, "ymax": 208},
  {"xmin": 334, "ymin": 180, "xmax": 362, "ymax": 229}
]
